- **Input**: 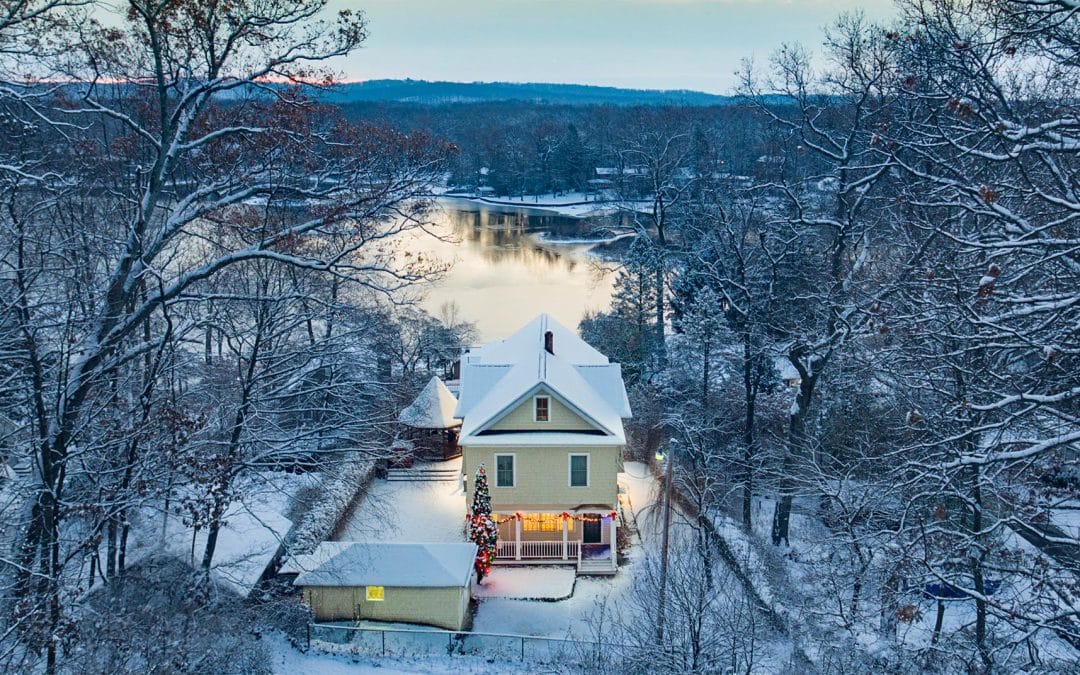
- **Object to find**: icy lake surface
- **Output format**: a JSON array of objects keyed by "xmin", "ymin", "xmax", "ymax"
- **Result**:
[{"xmin": 395, "ymin": 199, "xmax": 619, "ymax": 340}]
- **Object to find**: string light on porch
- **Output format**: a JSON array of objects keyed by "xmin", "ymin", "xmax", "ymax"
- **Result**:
[{"xmin": 469, "ymin": 511, "xmax": 620, "ymax": 524}]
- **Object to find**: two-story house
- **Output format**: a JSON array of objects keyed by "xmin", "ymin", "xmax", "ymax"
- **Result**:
[{"xmin": 457, "ymin": 314, "xmax": 632, "ymax": 574}]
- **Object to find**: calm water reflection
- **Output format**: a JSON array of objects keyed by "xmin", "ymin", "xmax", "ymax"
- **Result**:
[{"xmin": 398, "ymin": 199, "xmax": 618, "ymax": 341}]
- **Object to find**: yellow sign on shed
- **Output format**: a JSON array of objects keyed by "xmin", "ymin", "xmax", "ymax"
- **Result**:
[{"xmin": 365, "ymin": 586, "xmax": 384, "ymax": 602}]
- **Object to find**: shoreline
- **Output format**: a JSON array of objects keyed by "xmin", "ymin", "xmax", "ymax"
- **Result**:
[{"xmin": 430, "ymin": 191, "xmax": 651, "ymax": 218}]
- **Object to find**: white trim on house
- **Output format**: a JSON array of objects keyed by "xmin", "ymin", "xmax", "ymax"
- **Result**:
[
  {"xmin": 568, "ymin": 453, "xmax": 590, "ymax": 488},
  {"xmin": 493, "ymin": 453, "xmax": 516, "ymax": 488}
]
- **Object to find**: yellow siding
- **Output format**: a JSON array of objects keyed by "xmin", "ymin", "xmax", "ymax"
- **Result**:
[
  {"xmin": 464, "ymin": 445, "xmax": 620, "ymax": 510},
  {"xmin": 487, "ymin": 392, "xmax": 597, "ymax": 432},
  {"xmin": 303, "ymin": 585, "xmax": 470, "ymax": 631}
]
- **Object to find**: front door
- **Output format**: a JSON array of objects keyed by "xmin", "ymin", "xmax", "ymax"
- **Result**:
[{"xmin": 583, "ymin": 517, "xmax": 602, "ymax": 544}]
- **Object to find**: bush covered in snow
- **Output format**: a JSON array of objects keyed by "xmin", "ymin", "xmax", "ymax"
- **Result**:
[{"xmin": 287, "ymin": 455, "xmax": 377, "ymax": 555}]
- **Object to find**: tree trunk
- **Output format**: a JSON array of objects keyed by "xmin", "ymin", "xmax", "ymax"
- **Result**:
[
  {"xmin": 741, "ymin": 339, "xmax": 756, "ymax": 530},
  {"xmin": 970, "ymin": 466, "xmax": 991, "ymax": 671},
  {"xmin": 931, "ymin": 600, "xmax": 945, "ymax": 645},
  {"xmin": 771, "ymin": 367, "xmax": 815, "ymax": 546},
  {"xmin": 106, "ymin": 517, "xmax": 117, "ymax": 579},
  {"xmin": 201, "ymin": 516, "xmax": 222, "ymax": 573}
]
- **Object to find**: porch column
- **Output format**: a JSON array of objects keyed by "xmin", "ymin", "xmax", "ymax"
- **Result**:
[
  {"xmin": 514, "ymin": 516, "xmax": 522, "ymax": 561},
  {"xmin": 609, "ymin": 513, "xmax": 618, "ymax": 569},
  {"xmin": 561, "ymin": 517, "xmax": 568, "ymax": 560}
]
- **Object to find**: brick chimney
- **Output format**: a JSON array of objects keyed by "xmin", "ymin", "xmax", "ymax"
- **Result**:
[{"xmin": 544, "ymin": 330, "xmax": 554, "ymax": 354}]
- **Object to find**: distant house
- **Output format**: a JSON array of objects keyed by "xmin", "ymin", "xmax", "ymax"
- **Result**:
[
  {"xmin": 456, "ymin": 315, "xmax": 632, "ymax": 575},
  {"xmin": 291, "ymin": 542, "xmax": 477, "ymax": 630}
]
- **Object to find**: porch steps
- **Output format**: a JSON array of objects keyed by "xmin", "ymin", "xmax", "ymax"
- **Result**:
[
  {"xmin": 386, "ymin": 467, "xmax": 461, "ymax": 482},
  {"xmin": 577, "ymin": 558, "xmax": 616, "ymax": 575}
]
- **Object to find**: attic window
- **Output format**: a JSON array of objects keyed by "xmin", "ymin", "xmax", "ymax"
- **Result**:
[{"xmin": 534, "ymin": 396, "xmax": 550, "ymax": 422}]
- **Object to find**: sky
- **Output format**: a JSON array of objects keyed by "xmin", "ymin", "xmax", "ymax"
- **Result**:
[{"xmin": 330, "ymin": 0, "xmax": 898, "ymax": 93}]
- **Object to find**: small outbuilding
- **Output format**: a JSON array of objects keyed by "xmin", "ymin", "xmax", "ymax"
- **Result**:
[
  {"xmin": 397, "ymin": 376, "xmax": 463, "ymax": 460},
  {"xmin": 293, "ymin": 542, "xmax": 477, "ymax": 631}
]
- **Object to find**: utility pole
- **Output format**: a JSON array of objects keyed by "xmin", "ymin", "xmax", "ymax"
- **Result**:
[{"xmin": 656, "ymin": 440, "xmax": 676, "ymax": 644}]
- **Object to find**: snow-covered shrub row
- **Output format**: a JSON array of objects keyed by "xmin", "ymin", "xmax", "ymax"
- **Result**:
[{"xmin": 287, "ymin": 456, "xmax": 377, "ymax": 555}]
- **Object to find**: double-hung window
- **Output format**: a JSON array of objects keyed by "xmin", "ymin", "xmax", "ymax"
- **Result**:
[
  {"xmin": 569, "ymin": 453, "xmax": 589, "ymax": 487},
  {"xmin": 534, "ymin": 396, "xmax": 550, "ymax": 422},
  {"xmin": 495, "ymin": 454, "xmax": 515, "ymax": 487}
]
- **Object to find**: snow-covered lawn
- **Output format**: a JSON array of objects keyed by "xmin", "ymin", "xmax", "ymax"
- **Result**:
[
  {"xmin": 122, "ymin": 471, "xmax": 316, "ymax": 596},
  {"xmin": 334, "ymin": 458, "xmax": 467, "ymax": 543},
  {"xmin": 473, "ymin": 567, "xmax": 576, "ymax": 600}
]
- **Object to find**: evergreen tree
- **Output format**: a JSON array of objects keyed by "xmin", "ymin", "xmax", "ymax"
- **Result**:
[
  {"xmin": 468, "ymin": 464, "xmax": 499, "ymax": 583},
  {"xmin": 609, "ymin": 236, "xmax": 659, "ymax": 370}
]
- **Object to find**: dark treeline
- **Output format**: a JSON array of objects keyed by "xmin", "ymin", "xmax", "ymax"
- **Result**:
[{"xmin": 339, "ymin": 101, "xmax": 769, "ymax": 197}]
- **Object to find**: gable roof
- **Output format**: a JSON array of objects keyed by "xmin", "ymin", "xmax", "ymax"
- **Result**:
[
  {"xmin": 292, "ymin": 542, "xmax": 477, "ymax": 588},
  {"xmin": 456, "ymin": 314, "xmax": 631, "ymax": 443},
  {"xmin": 398, "ymin": 376, "xmax": 462, "ymax": 429}
]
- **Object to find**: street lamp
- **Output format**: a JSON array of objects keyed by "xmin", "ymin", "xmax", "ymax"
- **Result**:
[{"xmin": 656, "ymin": 439, "xmax": 677, "ymax": 644}]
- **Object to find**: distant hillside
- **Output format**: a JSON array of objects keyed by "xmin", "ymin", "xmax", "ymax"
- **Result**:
[{"xmin": 301, "ymin": 80, "xmax": 735, "ymax": 107}]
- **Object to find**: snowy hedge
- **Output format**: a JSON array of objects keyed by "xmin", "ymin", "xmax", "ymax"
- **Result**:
[{"xmin": 287, "ymin": 456, "xmax": 377, "ymax": 555}]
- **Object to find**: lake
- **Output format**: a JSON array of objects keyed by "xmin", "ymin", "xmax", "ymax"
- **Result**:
[{"xmin": 396, "ymin": 198, "xmax": 621, "ymax": 341}]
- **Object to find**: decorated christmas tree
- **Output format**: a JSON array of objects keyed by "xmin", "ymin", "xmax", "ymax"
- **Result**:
[{"xmin": 468, "ymin": 464, "xmax": 499, "ymax": 582}]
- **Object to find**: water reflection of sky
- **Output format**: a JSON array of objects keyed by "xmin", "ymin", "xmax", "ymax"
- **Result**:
[{"xmin": 396, "ymin": 202, "xmax": 616, "ymax": 341}]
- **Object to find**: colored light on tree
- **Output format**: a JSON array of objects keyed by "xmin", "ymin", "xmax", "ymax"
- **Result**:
[{"xmin": 468, "ymin": 464, "xmax": 499, "ymax": 582}]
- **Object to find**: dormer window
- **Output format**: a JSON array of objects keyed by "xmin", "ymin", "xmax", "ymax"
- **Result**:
[{"xmin": 534, "ymin": 396, "xmax": 550, "ymax": 422}]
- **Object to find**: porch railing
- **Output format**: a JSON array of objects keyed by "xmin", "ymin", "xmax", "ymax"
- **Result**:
[{"xmin": 496, "ymin": 540, "xmax": 580, "ymax": 561}]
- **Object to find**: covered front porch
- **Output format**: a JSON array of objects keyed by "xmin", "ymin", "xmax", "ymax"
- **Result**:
[{"xmin": 492, "ymin": 509, "xmax": 618, "ymax": 575}]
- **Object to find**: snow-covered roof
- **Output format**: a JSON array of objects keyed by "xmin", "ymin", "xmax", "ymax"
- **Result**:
[
  {"xmin": 398, "ymin": 376, "xmax": 462, "ymax": 429},
  {"xmin": 279, "ymin": 542, "xmax": 353, "ymax": 575},
  {"xmin": 460, "ymin": 431, "xmax": 627, "ymax": 447},
  {"xmin": 455, "ymin": 314, "xmax": 631, "ymax": 443},
  {"xmin": 292, "ymin": 542, "xmax": 477, "ymax": 588}
]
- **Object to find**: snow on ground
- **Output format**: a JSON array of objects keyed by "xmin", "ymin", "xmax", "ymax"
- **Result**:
[
  {"xmin": 289, "ymin": 459, "xmax": 795, "ymax": 668},
  {"xmin": 266, "ymin": 633, "xmax": 530, "ymax": 675},
  {"xmin": 473, "ymin": 567, "xmax": 576, "ymax": 600},
  {"xmin": 532, "ymin": 231, "xmax": 637, "ymax": 245},
  {"xmin": 122, "ymin": 471, "xmax": 314, "ymax": 596},
  {"xmin": 335, "ymin": 458, "xmax": 467, "ymax": 543},
  {"xmin": 440, "ymin": 193, "xmax": 651, "ymax": 218},
  {"xmin": 469, "ymin": 461, "xmax": 658, "ymax": 639}
]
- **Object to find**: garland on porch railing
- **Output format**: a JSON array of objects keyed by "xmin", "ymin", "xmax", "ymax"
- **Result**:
[{"xmin": 465, "ymin": 510, "xmax": 619, "ymax": 524}]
